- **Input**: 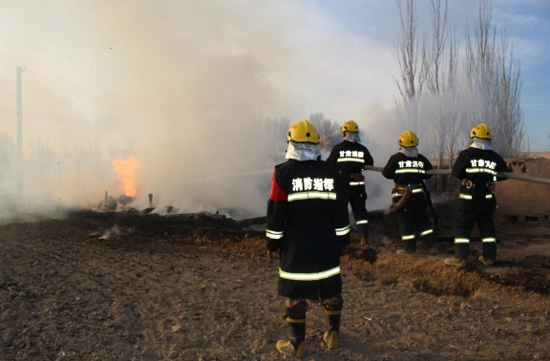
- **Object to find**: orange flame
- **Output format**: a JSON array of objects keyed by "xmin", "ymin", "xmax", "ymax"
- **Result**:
[{"xmin": 112, "ymin": 157, "xmax": 139, "ymax": 197}]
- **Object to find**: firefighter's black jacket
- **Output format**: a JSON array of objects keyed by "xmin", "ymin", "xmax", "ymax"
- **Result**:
[
  {"xmin": 266, "ymin": 159, "xmax": 351, "ymax": 300},
  {"xmin": 452, "ymin": 147, "xmax": 509, "ymax": 200},
  {"xmin": 326, "ymin": 140, "xmax": 374, "ymax": 176},
  {"xmin": 382, "ymin": 151, "xmax": 433, "ymax": 184}
]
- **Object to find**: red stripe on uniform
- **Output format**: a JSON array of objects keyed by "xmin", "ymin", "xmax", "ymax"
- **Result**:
[{"xmin": 269, "ymin": 170, "xmax": 287, "ymax": 201}]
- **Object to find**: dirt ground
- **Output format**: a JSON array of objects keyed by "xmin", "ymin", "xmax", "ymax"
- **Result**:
[{"xmin": 1, "ymin": 206, "xmax": 550, "ymax": 361}]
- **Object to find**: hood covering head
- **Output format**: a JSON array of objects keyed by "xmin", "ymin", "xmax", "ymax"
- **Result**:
[
  {"xmin": 285, "ymin": 141, "xmax": 321, "ymax": 161},
  {"xmin": 399, "ymin": 146, "xmax": 419, "ymax": 158},
  {"xmin": 470, "ymin": 138, "xmax": 493, "ymax": 150},
  {"xmin": 343, "ymin": 132, "xmax": 361, "ymax": 143}
]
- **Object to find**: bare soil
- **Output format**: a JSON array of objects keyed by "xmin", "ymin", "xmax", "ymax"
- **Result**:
[{"xmin": 1, "ymin": 207, "xmax": 550, "ymax": 361}]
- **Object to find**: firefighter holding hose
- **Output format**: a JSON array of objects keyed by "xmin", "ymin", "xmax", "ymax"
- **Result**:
[
  {"xmin": 326, "ymin": 120, "xmax": 374, "ymax": 246},
  {"xmin": 382, "ymin": 130, "xmax": 438, "ymax": 255},
  {"xmin": 444, "ymin": 123, "xmax": 510, "ymax": 268},
  {"xmin": 266, "ymin": 119, "xmax": 351, "ymax": 357}
]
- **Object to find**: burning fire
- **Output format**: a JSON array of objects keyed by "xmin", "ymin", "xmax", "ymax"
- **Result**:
[{"xmin": 112, "ymin": 157, "xmax": 139, "ymax": 197}]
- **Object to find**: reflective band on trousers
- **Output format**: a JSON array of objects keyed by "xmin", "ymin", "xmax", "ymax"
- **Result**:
[
  {"xmin": 459, "ymin": 193, "xmax": 493, "ymax": 200},
  {"xmin": 279, "ymin": 266, "xmax": 341, "ymax": 281},
  {"xmin": 266, "ymin": 229, "xmax": 284, "ymax": 239},
  {"xmin": 402, "ymin": 234, "xmax": 415, "ymax": 241},
  {"xmin": 335, "ymin": 224, "xmax": 351, "ymax": 236},
  {"xmin": 349, "ymin": 181, "xmax": 365, "ymax": 186},
  {"xmin": 356, "ymin": 219, "xmax": 369, "ymax": 225},
  {"xmin": 288, "ymin": 191, "xmax": 337, "ymax": 202},
  {"xmin": 412, "ymin": 188, "xmax": 424, "ymax": 193},
  {"xmin": 421, "ymin": 229, "xmax": 434, "ymax": 236},
  {"xmin": 455, "ymin": 237, "xmax": 496, "ymax": 244},
  {"xmin": 337, "ymin": 158, "xmax": 364, "ymax": 163}
]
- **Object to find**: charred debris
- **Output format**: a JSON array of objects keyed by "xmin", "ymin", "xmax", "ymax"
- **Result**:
[{"xmin": 98, "ymin": 191, "xmax": 266, "ymax": 231}]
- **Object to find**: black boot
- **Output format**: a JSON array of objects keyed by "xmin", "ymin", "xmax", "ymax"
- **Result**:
[
  {"xmin": 397, "ymin": 239, "xmax": 416, "ymax": 254},
  {"xmin": 444, "ymin": 242, "xmax": 469, "ymax": 267},
  {"xmin": 359, "ymin": 224, "xmax": 369, "ymax": 246},
  {"xmin": 455, "ymin": 243, "xmax": 469, "ymax": 261},
  {"xmin": 276, "ymin": 321, "xmax": 305, "ymax": 357},
  {"xmin": 423, "ymin": 233, "xmax": 439, "ymax": 255},
  {"xmin": 480, "ymin": 242, "xmax": 497, "ymax": 266},
  {"xmin": 323, "ymin": 310, "xmax": 341, "ymax": 350}
]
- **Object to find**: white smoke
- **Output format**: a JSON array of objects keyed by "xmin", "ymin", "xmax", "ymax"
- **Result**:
[{"xmin": 0, "ymin": 1, "xmax": 398, "ymax": 222}]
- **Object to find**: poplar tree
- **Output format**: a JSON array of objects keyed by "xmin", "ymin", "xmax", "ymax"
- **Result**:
[{"xmin": 395, "ymin": 0, "xmax": 524, "ymax": 167}]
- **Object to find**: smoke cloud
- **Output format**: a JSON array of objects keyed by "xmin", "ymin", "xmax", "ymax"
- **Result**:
[{"xmin": 0, "ymin": 1, "xmax": 398, "ymax": 222}]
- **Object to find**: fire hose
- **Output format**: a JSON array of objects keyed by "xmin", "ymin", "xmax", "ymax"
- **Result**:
[
  {"xmin": 364, "ymin": 165, "xmax": 550, "ymax": 226},
  {"xmin": 364, "ymin": 165, "xmax": 550, "ymax": 186}
]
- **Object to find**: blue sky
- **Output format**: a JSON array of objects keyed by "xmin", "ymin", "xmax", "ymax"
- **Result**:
[
  {"xmin": 508, "ymin": 0, "xmax": 550, "ymax": 151},
  {"xmin": 314, "ymin": 0, "xmax": 550, "ymax": 151},
  {"xmin": 0, "ymin": 0, "xmax": 548, "ymax": 217}
]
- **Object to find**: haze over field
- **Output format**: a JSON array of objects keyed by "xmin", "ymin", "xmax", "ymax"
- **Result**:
[{"xmin": 0, "ymin": 1, "xmax": 548, "ymax": 221}]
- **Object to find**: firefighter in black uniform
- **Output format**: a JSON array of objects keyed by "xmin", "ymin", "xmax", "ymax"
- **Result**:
[
  {"xmin": 266, "ymin": 119, "xmax": 351, "ymax": 357},
  {"xmin": 326, "ymin": 120, "xmax": 374, "ymax": 246},
  {"xmin": 444, "ymin": 123, "xmax": 509, "ymax": 268},
  {"xmin": 382, "ymin": 130, "xmax": 438, "ymax": 255}
]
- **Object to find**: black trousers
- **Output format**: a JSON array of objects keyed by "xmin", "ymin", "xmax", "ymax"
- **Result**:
[
  {"xmin": 395, "ymin": 193, "xmax": 435, "ymax": 252},
  {"xmin": 346, "ymin": 185, "xmax": 369, "ymax": 237},
  {"xmin": 454, "ymin": 199, "xmax": 498, "ymax": 260}
]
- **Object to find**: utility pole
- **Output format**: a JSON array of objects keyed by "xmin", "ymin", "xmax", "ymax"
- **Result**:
[{"xmin": 17, "ymin": 66, "xmax": 26, "ymax": 193}]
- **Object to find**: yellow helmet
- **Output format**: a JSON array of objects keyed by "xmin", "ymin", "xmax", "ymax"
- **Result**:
[
  {"xmin": 340, "ymin": 120, "xmax": 359, "ymax": 133},
  {"xmin": 398, "ymin": 130, "xmax": 419, "ymax": 147},
  {"xmin": 287, "ymin": 119, "xmax": 320, "ymax": 144},
  {"xmin": 470, "ymin": 123, "xmax": 493, "ymax": 140}
]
